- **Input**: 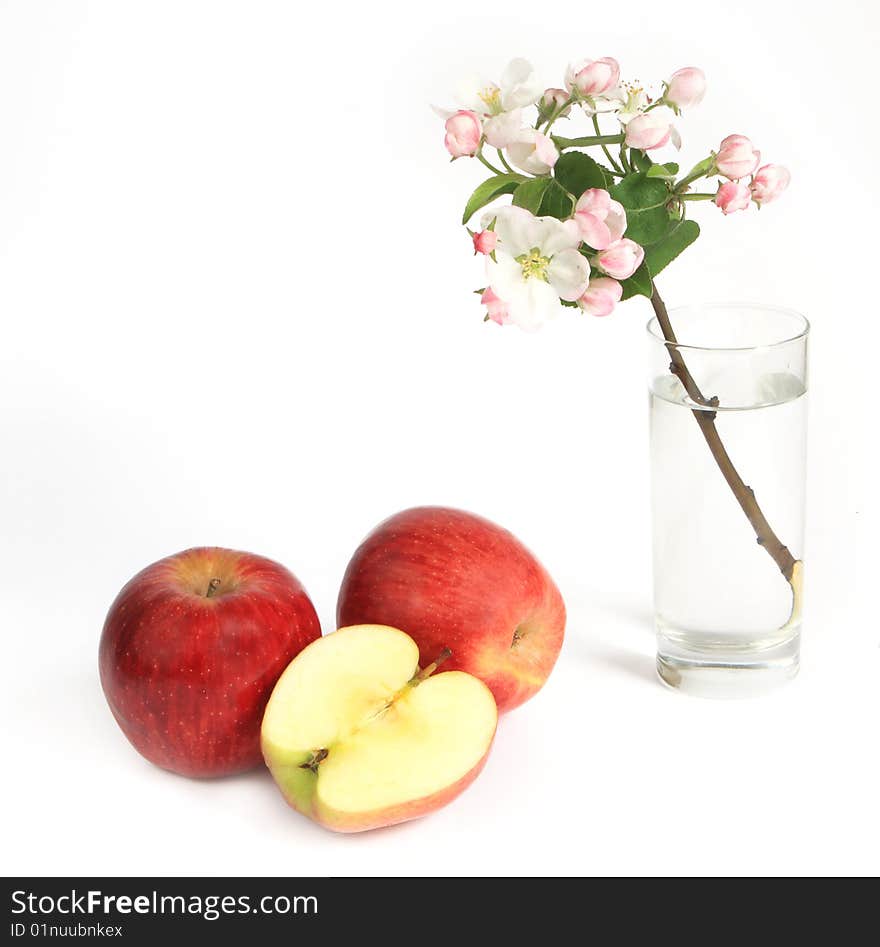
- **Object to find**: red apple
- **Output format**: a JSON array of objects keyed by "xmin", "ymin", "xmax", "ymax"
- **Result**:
[
  {"xmin": 262, "ymin": 624, "xmax": 497, "ymax": 832},
  {"xmin": 336, "ymin": 507, "xmax": 565, "ymax": 713},
  {"xmin": 99, "ymin": 547, "xmax": 321, "ymax": 777}
]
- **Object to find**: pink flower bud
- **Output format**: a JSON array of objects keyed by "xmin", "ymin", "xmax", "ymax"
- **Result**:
[
  {"xmin": 481, "ymin": 287, "xmax": 510, "ymax": 326},
  {"xmin": 574, "ymin": 189, "xmax": 627, "ymax": 250},
  {"xmin": 577, "ymin": 277, "xmax": 623, "ymax": 317},
  {"xmin": 472, "ymin": 230, "xmax": 498, "ymax": 255},
  {"xmin": 715, "ymin": 180, "xmax": 751, "ymax": 215},
  {"xmin": 565, "ymin": 57, "xmax": 620, "ymax": 97},
  {"xmin": 595, "ymin": 238, "xmax": 644, "ymax": 280},
  {"xmin": 444, "ymin": 110, "xmax": 482, "ymax": 158},
  {"xmin": 625, "ymin": 112, "xmax": 673, "ymax": 150},
  {"xmin": 543, "ymin": 88, "xmax": 568, "ymax": 108},
  {"xmin": 541, "ymin": 87, "xmax": 571, "ymax": 117},
  {"xmin": 715, "ymin": 134, "xmax": 760, "ymax": 180},
  {"xmin": 750, "ymin": 164, "xmax": 791, "ymax": 205},
  {"xmin": 665, "ymin": 67, "xmax": 706, "ymax": 110}
]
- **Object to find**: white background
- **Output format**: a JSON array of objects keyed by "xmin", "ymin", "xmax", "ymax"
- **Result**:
[{"xmin": 2, "ymin": 0, "xmax": 877, "ymax": 877}]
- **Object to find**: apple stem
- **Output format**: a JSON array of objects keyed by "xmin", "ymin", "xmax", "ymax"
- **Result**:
[
  {"xmin": 412, "ymin": 647, "xmax": 452, "ymax": 685},
  {"xmin": 205, "ymin": 578, "xmax": 221, "ymax": 598}
]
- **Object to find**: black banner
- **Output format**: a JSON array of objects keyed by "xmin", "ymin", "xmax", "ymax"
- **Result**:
[{"xmin": 2, "ymin": 876, "xmax": 860, "ymax": 941}]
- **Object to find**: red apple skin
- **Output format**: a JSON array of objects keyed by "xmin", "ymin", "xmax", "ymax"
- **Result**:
[
  {"xmin": 336, "ymin": 507, "xmax": 565, "ymax": 713},
  {"xmin": 99, "ymin": 547, "xmax": 321, "ymax": 777}
]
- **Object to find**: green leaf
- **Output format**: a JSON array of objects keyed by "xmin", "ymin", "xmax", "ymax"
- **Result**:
[
  {"xmin": 461, "ymin": 173, "xmax": 525, "ymax": 225},
  {"xmin": 512, "ymin": 177, "xmax": 573, "ymax": 219},
  {"xmin": 553, "ymin": 152, "xmax": 608, "ymax": 198},
  {"xmin": 539, "ymin": 179, "xmax": 575, "ymax": 219},
  {"xmin": 609, "ymin": 173, "xmax": 672, "ymax": 245},
  {"xmin": 619, "ymin": 204, "xmax": 671, "ymax": 244},
  {"xmin": 610, "ymin": 172, "xmax": 669, "ymax": 208},
  {"xmin": 631, "ymin": 149, "xmax": 652, "ymax": 172},
  {"xmin": 511, "ymin": 177, "xmax": 551, "ymax": 213},
  {"xmin": 643, "ymin": 219, "xmax": 700, "ymax": 278},
  {"xmin": 619, "ymin": 260, "xmax": 653, "ymax": 301},
  {"xmin": 646, "ymin": 162, "xmax": 679, "ymax": 179}
]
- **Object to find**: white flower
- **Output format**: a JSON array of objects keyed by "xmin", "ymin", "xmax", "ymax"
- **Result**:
[
  {"xmin": 613, "ymin": 84, "xmax": 649, "ymax": 125},
  {"xmin": 484, "ymin": 109, "xmax": 524, "ymax": 149},
  {"xmin": 608, "ymin": 84, "xmax": 680, "ymax": 147},
  {"xmin": 457, "ymin": 58, "xmax": 542, "ymax": 116},
  {"xmin": 498, "ymin": 58, "xmax": 544, "ymax": 110},
  {"xmin": 506, "ymin": 129, "xmax": 559, "ymax": 174},
  {"xmin": 486, "ymin": 206, "xmax": 590, "ymax": 331},
  {"xmin": 448, "ymin": 58, "xmax": 542, "ymax": 149}
]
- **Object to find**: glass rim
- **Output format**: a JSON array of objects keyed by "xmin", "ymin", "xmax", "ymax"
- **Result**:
[{"xmin": 645, "ymin": 301, "xmax": 810, "ymax": 353}]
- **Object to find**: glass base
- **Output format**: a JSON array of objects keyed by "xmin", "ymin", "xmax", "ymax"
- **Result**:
[{"xmin": 656, "ymin": 624, "xmax": 800, "ymax": 698}]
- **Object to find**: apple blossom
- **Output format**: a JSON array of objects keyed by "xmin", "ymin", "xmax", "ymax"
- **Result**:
[
  {"xmin": 472, "ymin": 230, "xmax": 498, "ymax": 255},
  {"xmin": 446, "ymin": 60, "xmax": 543, "ymax": 151},
  {"xmin": 506, "ymin": 129, "xmax": 559, "ymax": 174},
  {"xmin": 613, "ymin": 84, "xmax": 650, "ymax": 125},
  {"xmin": 577, "ymin": 277, "xmax": 623, "ymax": 317},
  {"xmin": 438, "ymin": 56, "xmax": 801, "ymax": 697},
  {"xmin": 715, "ymin": 180, "xmax": 751, "ymax": 215},
  {"xmin": 625, "ymin": 111, "xmax": 675, "ymax": 150},
  {"xmin": 750, "ymin": 164, "xmax": 791, "ymax": 205},
  {"xmin": 497, "ymin": 58, "xmax": 544, "ymax": 110},
  {"xmin": 480, "ymin": 287, "xmax": 510, "ymax": 325},
  {"xmin": 439, "ymin": 56, "xmax": 790, "ymax": 331},
  {"xmin": 715, "ymin": 134, "xmax": 760, "ymax": 180},
  {"xmin": 574, "ymin": 189, "xmax": 627, "ymax": 250},
  {"xmin": 483, "ymin": 110, "xmax": 523, "ymax": 149},
  {"xmin": 486, "ymin": 206, "xmax": 590, "ymax": 331},
  {"xmin": 565, "ymin": 57, "xmax": 620, "ymax": 97},
  {"xmin": 444, "ymin": 110, "xmax": 481, "ymax": 158},
  {"xmin": 457, "ymin": 58, "xmax": 542, "ymax": 115},
  {"xmin": 665, "ymin": 67, "xmax": 706, "ymax": 110},
  {"xmin": 595, "ymin": 238, "xmax": 645, "ymax": 280}
]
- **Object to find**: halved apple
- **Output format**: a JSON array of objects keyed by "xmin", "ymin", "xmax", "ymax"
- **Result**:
[{"xmin": 261, "ymin": 624, "xmax": 497, "ymax": 833}]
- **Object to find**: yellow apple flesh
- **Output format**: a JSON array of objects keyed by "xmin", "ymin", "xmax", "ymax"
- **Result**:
[{"xmin": 261, "ymin": 625, "xmax": 497, "ymax": 833}]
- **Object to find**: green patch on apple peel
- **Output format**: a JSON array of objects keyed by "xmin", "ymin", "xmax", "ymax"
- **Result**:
[{"xmin": 268, "ymin": 756, "xmax": 320, "ymax": 817}]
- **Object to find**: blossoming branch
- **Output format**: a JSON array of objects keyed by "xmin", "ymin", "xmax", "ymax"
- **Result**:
[
  {"xmin": 438, "ymin": 58, "xmax": 790, "ymax": 330},
  {"xmin": 436, "ymin": 56, "xmax": 802, "ymax": 618}
]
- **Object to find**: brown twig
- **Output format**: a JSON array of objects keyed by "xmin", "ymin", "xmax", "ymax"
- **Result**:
[{"xmin": 650, "ymin": 283, "xmax": 796, "ymax": 582}]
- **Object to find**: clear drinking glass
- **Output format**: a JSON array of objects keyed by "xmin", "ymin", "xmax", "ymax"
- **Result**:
[{"xmin": 647, "ymin": 303, "xmax": 809, "ymax": 697}]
